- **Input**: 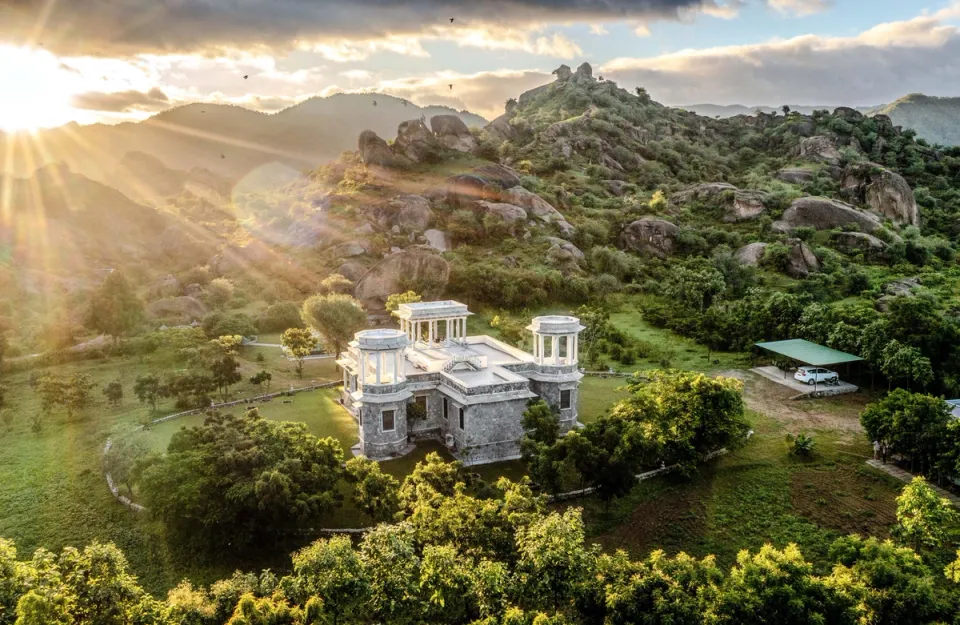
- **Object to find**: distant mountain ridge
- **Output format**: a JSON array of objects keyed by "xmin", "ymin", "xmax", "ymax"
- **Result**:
[
  {"xmin": 0, "ymin": 94, "xmax": 488, "ymax": 193},
  {"xmin": 870, "ymin": 94, "xmax": 960, "ymax": 147},
  {"xmin": 678, "ymin": 95, "xmax": 960, "ymax": 146}
]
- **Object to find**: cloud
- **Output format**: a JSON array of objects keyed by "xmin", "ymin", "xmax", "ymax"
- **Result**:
[
  {"xmin": 70, "ymin": 87, "xmax": 170, "ymax": 112},
  {"xmin": 600, "ymin": 6, "xmax": 960, "ymax": 106},
  {"xmin": 767, "ymin": 0, "xmax": 830, "ymax": 16},
  {"xmin": 3, "ymin": 0, "xmax": 733, "ymax": 56}
]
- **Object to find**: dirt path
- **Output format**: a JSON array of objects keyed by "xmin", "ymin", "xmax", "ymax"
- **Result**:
[{"xmin": 720, "ymin": 370, "xmax": 868, "ymax": 434}]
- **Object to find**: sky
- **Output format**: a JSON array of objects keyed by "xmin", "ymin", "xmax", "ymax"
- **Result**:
[{"xmin": 1, "ymin": 0, "xmax": 960, "ymax": 131}]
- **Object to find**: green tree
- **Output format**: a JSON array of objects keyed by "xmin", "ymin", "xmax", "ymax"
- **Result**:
[
  {"xmin": 893, "ymin": 477, "xmax": 959, "ymax": 552},
  {"xmin": 291, "ymin": 536, "xmax": 368, "ymax": 625},
  {"xmin": 257, "ymin": 301, "xmax": 305, "ymax": 333},
  {"xmin": 358, "ymin": 523, "xmax": 421, "ymax": 624},
  {"xmin": 385, "ymin": 291, "xmax": 422, "ymax": 318},
  {"xmin": 860, "ymin": 390, "xmax": 952, "ymax": 475},
  {"xmin": 136, "ymin": 408, "xmax": 344, "ymax": 553},
  {"xmin": 210, "ymin": 353, "xmax": 242, "ymax": 401},
  {"xmin": 206, "ymin": 277, "xmax": 235, "ymax": 310},
  {"xmin": 102, "ymin": 380, "xmax": 123, "ymax": 407},
  {"xmin": 881, "ymin": 340, "xmax": 934, "ymax": 390},
  {"xmin": 103, "ymin": 434, "xmax": 150, "ymax": 496},
  {"xmin": 201, "ymin": 312, "xmax": 257, "ymax": 339},
  {"xmin": 281, "ymin": 328, "xmax": 317, "ymax": 379},
  {"xmin": 515, "ymin": 509, "xmax": 594, "ymax": 611},
  {"xmin": 344, "ymin": 456, "xmax": 400, "ymax": 522},
  {"xmin": 301, "ymin": 294, "xmax": 367, "ymax": 358},
  {"xmin": 320, "ymin": 273, "xmax": 355, "ymax": 295},
  {"xmin": 249, "ymin": 370, "xmax": 272, "ymax": 392},
  {"xmin": 133, "ymin": 375, "xmax": 165, "ymax": 414},
  {"xmin": 663, "ymin": 263, "xmax": 726, "ymax": 312},
  {"xmin": 87, "ymin": 271, "xmax": 144, "ymax": 344}
]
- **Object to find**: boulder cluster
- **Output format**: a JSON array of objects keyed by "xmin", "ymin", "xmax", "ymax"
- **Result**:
[{"xmin": 358, "ymin": 114, "xmax": 479, "ymax": 167}]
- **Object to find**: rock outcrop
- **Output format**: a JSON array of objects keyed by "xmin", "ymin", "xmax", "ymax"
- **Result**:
[
  {"xmin": 379, "ymin": 195, "xmax": 434, "ymax": 232},
  {"xmin": 423, "ymin": 229, "xmax": 452, "ymax": 252},
  {"xmin": 798, "ymin": 136, "xmax": 842, "ymax": 165},
  {"xmin": 775, "ymin": 197, "xmax": 882, "ymax": 233},
  {"xmin": 332, "ymin": 240, "xmax": 370, "ymax": 258},
  {"xmin": 736, "ymin": 242, "xmax": 768, "ymax": 266},
  {"xmin": 484, "ymin": 114, "xmax": 516, "ymax": 143},
  {"xmin": 553, "ymin": 64, "xmax": 573, "ymax": 81},
  {"xmin": 336, "ymin": 261, "xmax": 368, "ymax": 282},
  {"xmin": 471, "ymin": 163, "xmax": 522, "ymax": 189},
  {"xmin": 785, "ymin": 241, "xmax": 820, "ymax": 279},
  {"xmin": 619, "ymin": 218, "xmax": 680, "ymax": 259},
  {"xmin": 671, "ymin": 182, "xmax": 766, "ymax": 222},
  {"xmin": 841, "ymin": 162, "xmax": 919, "ymax": 226},
  {"xmin": 393, "ymin": 119, "xmax": 441, "ymax": 163},
  {"xmin": 150, "ymin": 274, "xmax": 182, "ymax": 298},
  {"xmin": 358, "ymin": 130, "xmax": 406, "ymax": 167},
  {"xmin": 573, "ymin": 62, "xmax": 594, "ymax": 83},
  {"xmin": 545, "ymin": 237, "xmax": 584, "ymax": 261},
  {"xmin": 776, "ymin": 168, "xmax": 815, "ymax": 184},
  {"xmin": 431, "ymin": 115, "xmax": 478, "ymax": 153},
  {"xmin": 475, "ymin": 201, "xmax": 527, "ymax": 232},
  {"xmin": 830, "ymin": 231, "xmax": 888, "ymax": 254},
  {"xmin": 500, "ymin": 187, "xmax": 574, "ymax": 234},
  {"xmin": 355, "ymin": 247, "xmax": 450, "ymax": 308}
]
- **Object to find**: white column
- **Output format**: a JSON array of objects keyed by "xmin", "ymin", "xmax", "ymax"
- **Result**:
[
  {"xmin": 416, "ymin": 322, "xmax": 421, "ymax": 343},
  {"xmin": 375, "ymin": 352, "xmax": 382, "ymax": 384},
  {"xmin": 392, "ymin": 350, "xmax": 398, "ymax": 383},
  {"xmin": 572, "ymin": 335, "xmax": 578, "ymax": 363},
  {"xmin": 359, "ymin": 352, "xmax": 366, "ymax": 388},
  {"xmin": 552, "ymin": 336, "xmax": 559, "ymax": 365},
  {"xmin": 537, "ymin": 335, "xmax": 544, "ymax": 364}
]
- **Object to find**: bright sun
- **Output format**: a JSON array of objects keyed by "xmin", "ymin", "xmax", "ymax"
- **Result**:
[{"xmin": 0, "ymin": 45, "xmax": 78, "ymax": 132}]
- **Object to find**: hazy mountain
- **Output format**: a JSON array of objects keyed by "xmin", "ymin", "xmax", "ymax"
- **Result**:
[
  {"xmin": 870, "ymin": 94, "xmax": 960, "ymax": 146},
  {"xmin": 677, "ymin": 103, "xmax": 876, "ymax": 118},
  {"xmin": 0, "ymin": 94, "xmax": 488, "ymax": 189}
]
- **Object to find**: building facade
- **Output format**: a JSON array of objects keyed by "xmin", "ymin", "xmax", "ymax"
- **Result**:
[{"xmin": 336, "ymin": 301, "xmax": 583, "ymax": 466}]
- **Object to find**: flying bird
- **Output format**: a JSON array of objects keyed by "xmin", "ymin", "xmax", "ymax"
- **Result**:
[
  {"xmin": 450, "ymin": 18, "xmax": 455, "ymax": 23},
  {"xmin": 448, "ymin": 84, "xmax": 453, "ymax": 90},
  {"xmin": 372, "ymin": 100, "xmax": 378, "ymax": 107},
  {"xmin": 243, "ymin": 75, "xmax": 249, "ymax": 79},
  {"xmin": 220, "ymin": 154, "xmax": 225, "ymax": 159}
]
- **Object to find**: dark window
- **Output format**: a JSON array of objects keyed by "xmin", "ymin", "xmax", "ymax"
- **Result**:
[
  {"xmin": 458, "ymin": 407, "xmax": 465, "ymax": 430},
  {"xmin": 382, "ymin": 410, "xmax": 395, "ymax": 432},
  {"xmin": 443, "ymin": 397, "xmax": 448, "ymax": 419},
  {"xmin": 416, "ymin": 395, "xmax": 427, "ymax": 410},
  {"xmin": 560, "ymin": 389, "xmax": 572, "ymax": 410}
]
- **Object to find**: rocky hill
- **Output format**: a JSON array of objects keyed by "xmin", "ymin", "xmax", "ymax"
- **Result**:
[
  {"xmin": 678, "ymin": 103, "xmax": 875, "ymax": 118},
  {"xmin": 870, "ymin": 93, "xmax": 960, "ymax": 146},
  {"xmin": 0, "ymin": 94, "xmax": 486, "ymax": 189}
]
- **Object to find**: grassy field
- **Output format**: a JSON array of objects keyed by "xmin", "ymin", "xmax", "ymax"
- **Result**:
[{"xmin": 572, "ymin": 392, "xmax": 920, "ymax": 572}]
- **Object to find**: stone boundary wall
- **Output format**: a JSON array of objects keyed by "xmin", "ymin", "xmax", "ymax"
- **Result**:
[{"xmin": 103, "ymin": 381, "xmax": 342, "ymax": 513}]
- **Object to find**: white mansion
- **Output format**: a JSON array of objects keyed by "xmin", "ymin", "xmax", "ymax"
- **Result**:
[{"xmin": 336, "ymin": 301, "xmax": 584, "ymax": 465}]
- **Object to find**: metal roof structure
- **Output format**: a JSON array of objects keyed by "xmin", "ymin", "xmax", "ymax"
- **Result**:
[{"xmin": 755, "ymin": 339, "xmax": 864, "ymax": 367}]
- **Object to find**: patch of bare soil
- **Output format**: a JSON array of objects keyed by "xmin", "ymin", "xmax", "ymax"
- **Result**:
[
  {"xmin": 790, "ymin": 463, "xmax": 897, "ymax": 537},
  {"xmin": 723, "ymin": 371, "xmax": 869, "ymax": 434}
]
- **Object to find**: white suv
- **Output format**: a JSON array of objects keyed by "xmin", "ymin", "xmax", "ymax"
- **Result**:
[{"xmin": 794, "ymin": 366, "xmax": 839, "ymax": 386}]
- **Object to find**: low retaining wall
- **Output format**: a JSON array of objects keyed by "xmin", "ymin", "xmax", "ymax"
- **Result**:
[{"xmin": 103, "ymin": 381, "xmax": 342, "ymax": 513}]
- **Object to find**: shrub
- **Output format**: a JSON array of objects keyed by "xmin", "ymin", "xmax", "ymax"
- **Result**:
[{"xmin": 787, "ymin": 433, "xmax": 816, "ymax": 457}]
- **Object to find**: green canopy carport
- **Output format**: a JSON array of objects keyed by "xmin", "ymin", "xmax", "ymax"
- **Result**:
[{"xmin": 754, "ymin": 339, "xmax": 863, "ymax": 367}]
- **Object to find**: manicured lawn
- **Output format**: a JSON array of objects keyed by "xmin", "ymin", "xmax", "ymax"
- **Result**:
[{"xmin": 577, "ymin": 376, "xmax": 630, "ymax": 423}]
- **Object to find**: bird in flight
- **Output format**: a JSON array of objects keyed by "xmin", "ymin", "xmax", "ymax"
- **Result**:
[
  {"xmin": 243, "ymin": 75, "xmax": 249, "ymax": 79},
  {"xmin": 220, "ymin": 154, "xmax": 225, "ymax": 159},
  {"xmin": 450, "ymin": 18, "xmax": 455, "ymax": 23},
  {"xmin": 449, "ymin": 84, "xmax": 454, "ymax": 90},
  {"xmin": 372, "ymin": 100, "xmax": 378, "ymax": 107}
]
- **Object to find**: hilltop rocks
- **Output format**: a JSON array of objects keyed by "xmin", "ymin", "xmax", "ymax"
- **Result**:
[
  {"xmin": 830, "ymin": 231, "xmax": 888, "ymax": 254},
  {"xmin": 501, "ymin": 187, "xmax": 574, "ymax": 234},
  {"xmin": 841, "ymin": 162, "xmax": 919, "ymax": 226},
  {"xmin": 833, "ymin": 107, "xmax": 864, "ymax": 121},
  {"xmin": 426, "ymin": 164, "xmax": 521, "ymax": 208},
  {"xmin": 776, "ymin": 168, "xmax": 815, "ymax": 184},
  {"xmin": 775, "ymin": 197, "xmax": 882, "ymax": 233},
  {"xmin": 573, "ymin": 62, "xmax": 594, "ymax": 83},
  {"xmin": 785, "ymin": 241, "xmax": 820, "ymax": 278},
  {"xmin": 671, "ymin": 182, "xmax": 766, "ymax": 222},
  {"xmin": 380, "ymin": 195, "xmax": 434, "ymax": 232},
  {"xmin": 359, "ymin": 130, "xmax": 407, "ymax": 167},
  {"xmin": 484, "ymin": 113, "xmax": 517, "ymax": 143},
  {"xmin": 355, "ymin": 247, "xmax": 450, "ymax": 308},
  {"xmin": 431, "ymin": 115, "xmax": 478, "ymax": 153},
  {"xmin": 736, "ymin": 242, "xmax": 768, "ymax": 266},
  {"xmin": 472, "ymin": 163, "xmax": 522, "ymax": 189},
  {"xmin": 394, "ymin": 119, "xmax": 441, "ymax": 163},
  {"xmin": 798, "ymin": 136, "xmax": 842, "ymax": 165},
  {"xmin": 620, "ymin": 218, "xmax": 679, "ymax": 259},
  {"xmin": 147, "ymin": 296, "xmax": 208, "ymax": 323},
  {"xmin": 553, "ymin": 64, "xmax": 573, "ymax": 81}
]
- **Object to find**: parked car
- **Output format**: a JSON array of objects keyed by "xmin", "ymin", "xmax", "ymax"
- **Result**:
[{"xmin": 794, "ymin": 366, "xmax": 839, "ymax": 386}]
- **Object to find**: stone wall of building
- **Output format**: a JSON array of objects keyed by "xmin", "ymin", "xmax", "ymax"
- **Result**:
[
  {"xmin": 453, "ymin": 396, "xmax": 529, "ymax": 465},
  {"xmin": 530, "ymin": 379, "xmax": 581, "ymax": 433},
  {"xmin": 359, "ymin": 399, "xmax": 409, "ymax": 458}
]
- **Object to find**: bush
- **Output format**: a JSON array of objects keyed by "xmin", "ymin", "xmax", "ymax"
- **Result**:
[
  {"xmin": 257, "ymin": 301, "xmax": 305, "ymax": 333},
  {"xmin": 787, "ymin": 433, "xmax": 816, "ymax": 457}
]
